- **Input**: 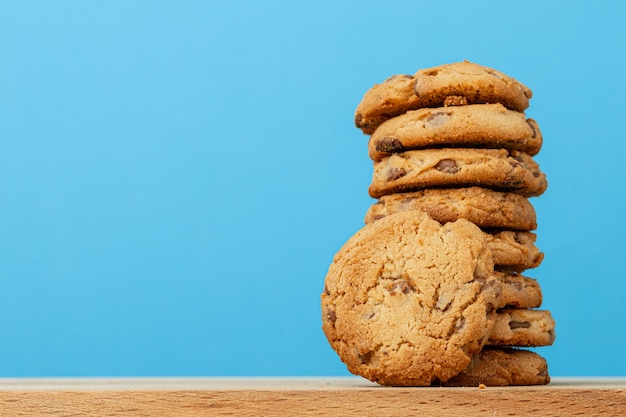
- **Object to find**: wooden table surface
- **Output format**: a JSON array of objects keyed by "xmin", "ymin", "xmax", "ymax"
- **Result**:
[{"xmin": 1, "ymin": 377, "xmax": 625, "ymax": 416}]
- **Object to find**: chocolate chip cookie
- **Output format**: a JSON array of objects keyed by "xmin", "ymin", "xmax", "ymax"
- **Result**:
[
  {"xmin": 355, "ymin": 61, "xmax": 532, "ymax": 135},
  {"xmin": 488, "ymin": 309, "xmax": 556, "ymax": 347},
  {"xmin": 439, "ymin": 347, "xmax": 550, "ymax": 386},
  {"xmin": 369, "ymin": 104, "xmax": 542, "ymax": 161},
  {"xmin": 495, "ymin": 272, "xmax": 543, "ymax": 309},
  {"xmin": 369, "ymin": 149, "xmax": 548, "ymax": 198},
  {"xmin": 364, "ymin": 187, "xmax": 537, "ymax": 230},
  {"xmin": 486, "ymin": 231, "xmax": 544, "ymax": 272},
  {"xmin": 321, "ymin": 210, "xmax": 501, "ymax": 386}
]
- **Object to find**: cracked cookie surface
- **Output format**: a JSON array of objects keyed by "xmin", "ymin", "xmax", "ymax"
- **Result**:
[
  {"xmin": 369, "ymin": 103, "xmax": 542, "ymax": 161},
  {"xmin": 321, "ymin": 210, "xmax": 501, "ymax": 386},
  {"xmin": 369, "ymin": 148, "xmax": 548, "ymax": 198}
]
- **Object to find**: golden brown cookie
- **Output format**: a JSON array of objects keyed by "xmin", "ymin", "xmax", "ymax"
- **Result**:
[
  {"xmin": 412, "ymin": 61, "xmax": 532, "ymax": 114},
  {"xmin": 439, "ymin": 347, "xmax": 550, "ymax": 386},
  {"xmin": 321, "ymin": 210, "xmax": 501, "ymax": 386},
  {"xmin": 369, "ymin": 149, "xmax": 548, "ymax": 198},
  {"xmin": 487, "ymin": 309, "xmax": 556, "ymax": 347},
  {"xmin": 486, "ymin": 231, "xmax": 544, "ymax": 272},
  {"xmin": 369, "ymin": 104, "xmax": 542, "ymax": 161},
  {"xmin": 495, "ymin": 272, "xmax": 542, "ymax": 309},
  {"xmin": 364, "ymin": 187, "xmax": 537, "ymax": 230},
  {"xmin": 354, "ymin": 74, "xmax": 420, "ymax": 135},
  {"xmin": 354, "ymin": 61, "xmax": 532, "ymax": 134}
]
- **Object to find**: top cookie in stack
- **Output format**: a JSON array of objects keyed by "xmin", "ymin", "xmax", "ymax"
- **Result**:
[
  {"xmin": 321, "ymin": 61, "xmax": 554, "ymax": 387},
  {"xmin": 355, "ymin": 60, "xmax": 533, "ymax": 135}
]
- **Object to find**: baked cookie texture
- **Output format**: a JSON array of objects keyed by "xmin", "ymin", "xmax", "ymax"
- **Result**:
[
  {"xmin": 485, "ymin": 231, "xmax": 544, "ymax": 272},
  {"xmin": 324, "ymin": 60, "xmax": 553, "ymax": 386},
  {"xmin": 369, "ymin": 148, "xmax": 548, "ymax": 198},
  {"xmin": 488, "ymin": 309, "xmax": 556, "ymax": 347},
  {"xmin": 439, "ymin": 347, "xmax": 550, "ymax": 386},
  {"xmin": 321, "ymin": 211, "xmax": 501, "ymax": 386},
  {"xmin": 368, "ymin": 104, "xmax": 542, "ymax": 161},
  {"xmin": 364, "ymin": 187, "xmax": 538, "ymax": 230},
  {"xmin": 354, "ymin": 74, "xmax": 419, "ymax": 135},
  {"xmin": 355, "ymin": 61, "xmax": 532, "ymax": 135},
  {"xmin": 412, "ymin": 61, "xmax": 532, "ymax": 113},
  {"xmin": 495, "ymin": 272, "xmax": 542, "ymax": 309}
]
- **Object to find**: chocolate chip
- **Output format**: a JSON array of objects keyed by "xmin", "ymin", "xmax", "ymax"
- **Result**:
[
  {"xmin": 358, "ymin": 351, "xmax": 374, "ymax": 364},
  {"xmin": 389, "ymin": 278, "xmax": 413, "ymax": 295},
  {"xmin": 509, "ymin": 154, "xmax": 526, "ymax": 169},
  {"xmin": 399, "ymin": 197, "xmax": 416, "ymax": 209},
  {"xmin": 509, "ymin": 320, "xmax": 531, "ymax": 329},
  {"xmin": 413, "ymin": 78, "xmax": 423, "ymax": 97},
  {"xmin": 435, "ymin": 159, "xmax": 459, "ymax": 174},
  {"xmin": 443, "ymin": 96, "xmax": 468, "ymax": 106},
  {"xmin": 386, "ymin": 167, "xmax": 407, "ymax": 181},
  {"xmin": 326, "ymin": 309, "xmax": 336, "ymax": 324},
  {"xmin": 354, "ymin": 113, "xmax": 365, "ymax": 128},
  {"xmin": 454, "ymin": 317, "xmax": 466, "ymax": 332},
  {"xmin": 482, "ymin": 279, "xmax": 501, "ymax": 298},
  {"xmin": 425, "ymin": 111, "xmax": 451, "ymax": 127},
  {"xmin": 511, "ymin": 153, "xmax": 528, "ymax": 166},
  {"xmin": 376, "ymin": 137, "xmax": 405, "ymax": 153},
  {"xmin": 435, "ymin": 294, "xmax": 452, "ymax": 312}
]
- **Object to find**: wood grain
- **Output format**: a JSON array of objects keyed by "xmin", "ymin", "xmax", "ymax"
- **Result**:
[{"xmin": 0, "ymin": 377, "xmax": 625, "ymax": 417}]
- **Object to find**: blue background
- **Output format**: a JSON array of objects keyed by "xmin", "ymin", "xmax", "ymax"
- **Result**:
[{"xmin": 1, "ymin": 0, "xmax": 624, "ymax": 377}]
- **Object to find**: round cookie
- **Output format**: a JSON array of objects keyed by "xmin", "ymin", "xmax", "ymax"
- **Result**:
[
  {"xmin": 487, "ymin": 309, "xmax": 556, "ymax": 347},
  {"xmin": 495, "ymin": 272, "xmax": 543, "ymax": 309},
  {"xmin": 439, "ymin": 347, "xmax": 550, "ymax": 386},
  {"xmin": 368, "ymin": 103, "xmax": 542, "ymax": 161},
  {"xmin": 321, "ymin": 210, "xmax": 502, "ymax": 386},
  {"xmin": 487, "ymin": 231, "xmax": 544, "ymax": 272},
  {"xmin": 369, "ymin": 148, "xmax": 548, "ymax": 199},
  {"xmin": 364, "ymin": 187, "xmax": 537, "ymax": 230},
  {"xmin": 354, "ymin": 61, "xmax": 532, "ymax": 135}
]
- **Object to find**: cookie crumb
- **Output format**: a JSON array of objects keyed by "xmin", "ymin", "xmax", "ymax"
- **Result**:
[
  {"xmin": 443, "ymin": 95, "xmax": 468, "ymax": 106},
  {"xmin": 479, "ymin": 383, "xmax": 487, "ymax": 389}
]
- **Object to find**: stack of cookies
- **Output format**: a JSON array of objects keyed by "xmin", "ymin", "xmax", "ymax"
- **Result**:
[{"xmin": 321, "ymin": 61, "xmax": 555, "ymax": 386}]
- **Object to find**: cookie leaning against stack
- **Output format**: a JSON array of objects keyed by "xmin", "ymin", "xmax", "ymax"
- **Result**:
[{"xmin": 321, "ymin": 60, "xmax": 555, "ymax": 387}]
